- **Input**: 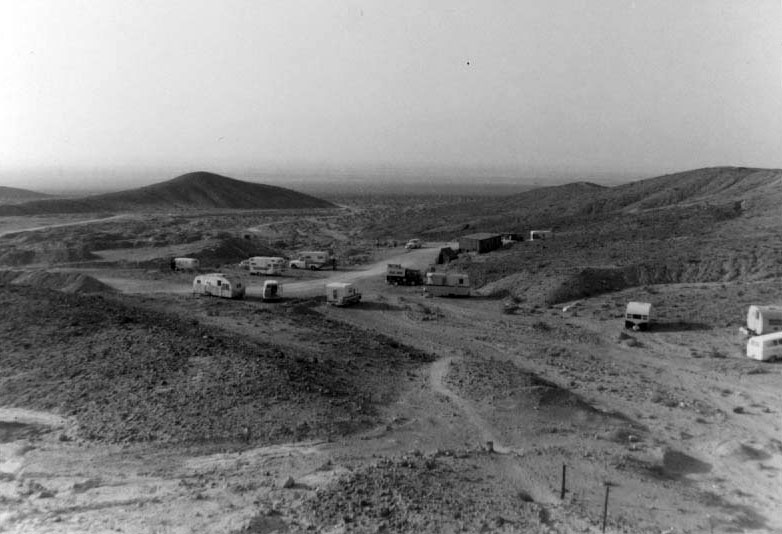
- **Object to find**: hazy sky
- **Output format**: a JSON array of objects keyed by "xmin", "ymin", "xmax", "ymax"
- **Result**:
[{"xmin": 1, "ymin": 1, "xmax": 781, "ymax": 191}]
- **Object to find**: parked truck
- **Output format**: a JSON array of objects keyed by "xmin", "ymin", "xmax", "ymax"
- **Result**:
[
  {"xmin": 289, "ymin": 250, "xmax": 330, "ymax": 270},
  {"xmin": 386, "ymin": 264, "xmax": 423, "ymax": 286},
  {"xmin": 423, "ymin": 272, "xmax": 470, "ymax": 297}
]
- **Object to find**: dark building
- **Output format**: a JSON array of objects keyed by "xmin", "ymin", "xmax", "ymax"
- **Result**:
[{"xmin": 458, "ymin": 233, "xmax": 502, "ymax": 254}]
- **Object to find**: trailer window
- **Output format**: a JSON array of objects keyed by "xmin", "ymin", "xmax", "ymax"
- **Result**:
[{"xmin": 217, "ymin": 280, "xmax": 222, "ymax": 286}]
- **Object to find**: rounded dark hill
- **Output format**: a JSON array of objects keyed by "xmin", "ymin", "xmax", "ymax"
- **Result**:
[
  {"xmin": 0, "ymin": 171, "xmax": 334, "ymax": 215},
  {"xmin": 97, "ymin": 171, "xmax": 335, "ymax": 210},
  {"xmin": 0, "ymin": 186, "xmax": 55, "ymax": 205}
]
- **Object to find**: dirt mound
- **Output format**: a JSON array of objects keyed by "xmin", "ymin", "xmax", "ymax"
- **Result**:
[
  {"xmin": 302, "ymin": 453, "xmax": 549, "ymax": 533},
  {"xmin": 0, "ymin": 270, "xmax": 114, "ymax": 294},
  {"xmin": 445, "ymin": 359, "xmax": 599, "ymax": 416},
  {"xmin": 191, "ymin": 236, "xmax": 279, "ymax": 267},
  {"xmin": 0, "ymin": 171, "xmax": 335, "ymax": 215},
  {"xmin": 0, "ymin": 284, "xmax": 432, "ymax": 444},
  {"xmin": 0, "ymin": 242, "xmax": 97, "ymax": 267}
]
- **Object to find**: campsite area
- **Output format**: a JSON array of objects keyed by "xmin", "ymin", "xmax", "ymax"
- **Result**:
[{"xmin": 1, "ymin": 168, "xmax": 782, "ymax": 533}]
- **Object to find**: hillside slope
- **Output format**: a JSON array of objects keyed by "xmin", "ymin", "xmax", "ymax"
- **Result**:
[
  {"xmin": 0, "ymin": 172, "xmax": 335, "ymax": 215},
  {"xmin": 366, "ymin": 167, "xmax": 782, "ymax": 239},
  {"xmin": 0, "ymin": 186, "xmax": 55, "ymax": 205}
]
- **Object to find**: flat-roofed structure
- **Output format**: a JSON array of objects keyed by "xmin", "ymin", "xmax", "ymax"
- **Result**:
[{"xmin": 458, "ymin": 233, "xmax": 502, "ymax": 254}]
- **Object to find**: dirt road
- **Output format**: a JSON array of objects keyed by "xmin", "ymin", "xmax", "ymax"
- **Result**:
[
  {"xmin": 0, "ymin": 214, "xmax": 132, "ymax": 237},
  {"xmin": 90, "ymin": 244, "xmax": 445, "ymax": 298}
]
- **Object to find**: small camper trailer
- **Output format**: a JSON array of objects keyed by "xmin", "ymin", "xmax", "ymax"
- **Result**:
[
  {"xmin": 746, "ymin": 305, "xmax": 782, "ymax": 336},
  {"xmin": 261, "ymin": 280, "xmax": 282, "ymax": 301},
  {"xmin": 172, "ymin": 257, "xmax": 200, "ymax": 271},
  {"xmin": 326, "ymin": 282, "xmax": 361, "ymax": 306},
  {"xmin": 423, "ymin": 272, "xmax": 470, "ymax": 297},
  {"xmin": 192, "ymin": 273, "xmax": 245, "ymax": 299},
  {"xmin": 529, "ymin": 230, "xmax": 553, "ymax": 241},
  {"xmin": 248, "ymin": 256, "xmax": 285, "ymax": 276},
  {"xmin": 746, "ymin": 332, "xmax": 782, "ymax": 361},
  {"xmin": 625, "ymin": 302, "xmax": 652, "ymax": 330}
]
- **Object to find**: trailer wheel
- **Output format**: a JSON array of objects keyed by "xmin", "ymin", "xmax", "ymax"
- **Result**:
[{"xmin": 290, "ymin": 264, "xmax": 298, "ymax": 269}]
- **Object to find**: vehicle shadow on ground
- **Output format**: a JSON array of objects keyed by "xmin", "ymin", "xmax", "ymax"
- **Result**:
[
  {"xmin": 354, "ymin": 301, "xmax": 405, "ymax": 312},
  {"xmin": 650, "ymin": 321, "xmax": 712, "ymax": 332}
]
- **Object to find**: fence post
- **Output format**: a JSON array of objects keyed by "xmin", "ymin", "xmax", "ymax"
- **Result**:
[
  {"xmin": 602, "ymin": 482, "xmax": 611, "ymax": 533},
  {"xmin": 560, "ymin": 464, "xmax": 566, "ymax": 500}
]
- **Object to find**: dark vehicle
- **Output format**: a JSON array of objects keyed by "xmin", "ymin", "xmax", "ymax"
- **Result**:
[{"xmin": 386, "ymin": 264, "xmax": 423, "ymax": 286}]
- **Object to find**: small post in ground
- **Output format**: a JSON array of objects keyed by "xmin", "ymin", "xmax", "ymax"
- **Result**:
[
  {"xmin": 602, "ymin": 482, "xmax": 613, "ymax": 533},
  {"xmin": 560, "ymin": 464, "xmax": 567, "ymax": 500}
]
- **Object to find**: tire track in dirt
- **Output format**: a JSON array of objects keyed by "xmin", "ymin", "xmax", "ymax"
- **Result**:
[{"xmin": 428, "ymin": 354, "xmax": 559, "ymax": 505}]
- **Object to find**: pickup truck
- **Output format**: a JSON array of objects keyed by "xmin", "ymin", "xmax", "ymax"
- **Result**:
[
  {"xmin": 289, "ymin": 259, "xmax": 322, "ymax": 270},
  {"xmin": 405, "ymin": 239, "xmax": 422, "ymax": 249}
]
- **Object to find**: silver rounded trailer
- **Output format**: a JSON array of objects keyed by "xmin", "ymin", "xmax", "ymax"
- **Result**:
[
  {"xmin": 625, "ymin": 301, "xmax": 652, "ymax": 330},
  {"xmin": 746, "ymin": 305, "xmax": 782, "ymax": 336},
  {"xmin": 193, "ymin": 273, "xmax": 245, "ymax": 299}
]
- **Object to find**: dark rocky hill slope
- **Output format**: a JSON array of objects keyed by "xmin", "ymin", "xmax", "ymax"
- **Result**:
[{"xmin": 0, "ymin": 172, "xmax": 335, "ymax": 215}]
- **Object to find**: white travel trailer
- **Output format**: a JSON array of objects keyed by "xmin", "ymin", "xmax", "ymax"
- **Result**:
[
  {"xmin": 746, "ymin": 305, "xmax": 782, "ymax": 336},
  {"xmin": 625, "ymin": 301, "xmax": 652, "ymax": 330},
  {"xmin": 172, "ymin": 257, "xmax": 200, "ymax": 271},
  {"xmin": 530, "ymin": 230, "xmax": 553, "ymax": 240},
  {"xmin": 423, "ymin": 272, "xmax": 470, "ymax": 297},
  {"xmin": 192, "ymin": 273, "xmax": 245, "ymax": 299},
  {"xmin": 746, "ymin": 332, "xmax": 782, "ymax": 361},
  {"xmin": 290, "ymin": 251, "xmax": 330, "ymax": 270},
  {"xmin": 326, "ymin": 282, "xmax": 361, "ymax": 306},
  {"xmin": 261, "ymin": 280, "xmax": 282, "ymax": 301},
  {"xmin": 248, "ymin": 256, "xmax": 285, "ymax": 276}
]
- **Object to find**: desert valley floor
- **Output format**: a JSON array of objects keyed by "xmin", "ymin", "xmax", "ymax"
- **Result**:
[{"xmin": 1, "ymin": 168, "xmax": 782, "ymax": 534}]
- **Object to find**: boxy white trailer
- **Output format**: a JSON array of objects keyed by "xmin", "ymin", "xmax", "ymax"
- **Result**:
[
  {"xmin": 326, "ymin": 282, "xmax": 361, "ymax": 306},
  {"xmin": 248, "ymin": 256, "xmax": 285, "ymax": 276},
  {"xmin": 193, "ymin": 273, "xmax": 245, "ymax": 299},
  {"xmin": 423, "ymin": 272, "xmax": 470, "ymax": 297},
  {"xmin": 746, "ymin": 305, "xmax": 782, "ymax": 335},
  {"xmin": 530, "ymin": 230, "xmax": 553, "ymax": 240},
  {"xmin": 172, "ymin": 257, "xmax": 200, "ymax": 271},
  {"xmin": 747, "ymin": 332, "xmax": 782, "ymax": 361},
  {"xmin": 625, "ymin": 302, "xmax": 652, "ymax": 330}
]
